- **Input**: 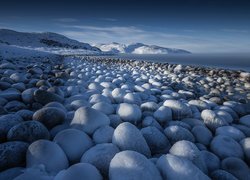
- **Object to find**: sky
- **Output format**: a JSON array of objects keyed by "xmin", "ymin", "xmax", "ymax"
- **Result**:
[{"xmin": 0, "ymin": 0, "xmax": 250, "ymax": 53}]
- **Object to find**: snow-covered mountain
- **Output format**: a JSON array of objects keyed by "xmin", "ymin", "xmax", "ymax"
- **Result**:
[
  {"xmin": 94, "ymin": 42, "xmax": 191, "ymax": 54},
  {"xmin": 0, "ymin": 29, "xmax": 101, "ymax": 54}
]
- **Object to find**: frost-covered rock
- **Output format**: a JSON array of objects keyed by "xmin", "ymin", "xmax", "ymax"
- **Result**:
[
  {"xmin": 112, "ymin": 122, "xmax": 151, "ymax": 157},
  {"xmin": 141, "ymin": 102, "xmax": 159, "ymax": 112},
  {"xmin": 55, "ymin": 163, "xmax": 103, "ymax": 180},
  {"xmin": 33, "ymin": 107, "xmax": 66, "ymax": 129},
  {"xmin": 7, "ymin": 121, "xmax": 50, "ymax": 143},
  {"xmin": 109, "ymin": 150, "xmax": 162, "ymax": 180},
  {"xmin": 70, "ymin": 107, "xmax": 110, "ymax": 134},
  {"xmin": 26, "ymin": 140, "xmax": 69, "ymax": 174},
  {"xmin": 201, "ymin": 110, "xmax": 228, "ymax": 131},
  {"xmin": 163, "ymin": 100, "xmax": 192, "ymax": 119},
  {"xmin": 188, "ymin": 100, "xmax": 210, "ymax": 111},
  {"xmin": 53, "ymin": 129, "xmax": 93, "ymax": 163},
  {"xmin": 156, "ymin": 154, "xmax": 210, "ymax": 180},
  {"xmin": 210, "ymin": 135, "xmax": 244, "ymax": 159},
  {"xmin": 164, "ymin": 125, "xmax": 195, "ymax": 144},
  {"xmin": 123, "ymin": 93, "xmax": 141, "ymax": 105},
  {"xmin": 0, "ymin": 141, "xmax": 28, "ymax": 171},
  {"xmin": 116, "ymin": 103, "xmax": 142, "ymax": 124},
  {"xmin": 93, "ymin": 126, "xmax": 114, "ymax": 144},
  {"xmin": 81, "ymin": 143, "xmax": 119, "ymax": 177},
  {"xmin": 141, "ymin": 126, "xmax": 170, "ymax": 154}
]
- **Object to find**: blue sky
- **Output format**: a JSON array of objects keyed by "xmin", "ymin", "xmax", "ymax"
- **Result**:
[{"xmin": 0, "ymin": 0, "xmax": 250, "ymax": 53}]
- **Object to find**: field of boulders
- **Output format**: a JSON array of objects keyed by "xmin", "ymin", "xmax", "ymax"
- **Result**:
[{"xmin": 0, "ymin": 55, "xmax": 250, "ymax": 180}]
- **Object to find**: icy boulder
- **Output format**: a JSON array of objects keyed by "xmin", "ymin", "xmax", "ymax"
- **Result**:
[{"xmin": 109, "ymin": 150, "xmax": 162, "ymax": 180}]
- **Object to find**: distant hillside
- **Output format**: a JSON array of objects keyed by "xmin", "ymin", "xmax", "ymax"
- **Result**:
[
  {"xmin": 0, "ymin": 29, "xmax": 101, "ymax": 53},
  {"xmin": 94, "ymin": 42, "xmax": 191, "ymax": 54}
]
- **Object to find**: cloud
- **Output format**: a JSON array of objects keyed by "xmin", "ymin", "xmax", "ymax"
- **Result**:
[
  {"xmin": 59, "ymin": 24, "xmax": 250, "ymax": 53},
  {"xmin": 221, "ymin": 29, "xmax": 249, "ymax": 33},
  {"xmin": 54, "ymin": 18, "xmax": 78, "ymax": 22},
  {"xmin": 99, "ymin": 18, "xmax": 117, "ymax": 22}
]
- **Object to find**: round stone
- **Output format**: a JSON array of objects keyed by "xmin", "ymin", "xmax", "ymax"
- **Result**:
[
  {"xmin": 0, "ymin": 141, "xmax": 28, "ymax": 171},
  {"xmin": 81, "ymin": 143, "xmax": 119, "ymax": 177},
  {"xmin": 70, "ymin": 107, "xmax": 110, "ymax": 134},
  {"xmin": 201, "ymin": 109, "xmax": 228, "ymax": 131},
  {"xmin": 240, "ymin": 137, "xmax": 250, "ymax": 163},
  {"xmin": 169, "ymin": 140, "xmax": 207, "ymax": 173},
  {"xmin": 7, "ymin": 121, "xmax": 50, "ymax": 143},
  {"xmin": 54, "ymin": 163, "xmax": 102, "ymax": 180},
  {"xmin": 156, "ymin": 154, "xmax": 210, "ymax": 180},
  {"xmin": 141, "ymin": 126, "xmax": 170, "ymax": 155},
  {"xmin": 163, "ymin": 100, "xmax": 192, "ymax": 120},
  {"xmin": 92, "ymin": 102, "xmax": 115, "ymax": 115},
  {"xmin": 200, "ymin": 150, "xmax": 220, "ymax": 173},
  {"xmin": 34, "ymin": 89, "xmax": 63, "ymax": 105},
  {"xmin": 153, "ymin": 106, "xmax": 172, "ymax": 124},
  {"xmin": 215, "ymin": 126, "xmax": 245, "ymax": 141},
  {"xmin": 221, "ymin": 157, "xmax": 250, "ymax": 180},
  {"xmin": 164, "ymin": 125, "xmax": 195, "ymax": 144},
  {"xmin": 109, "ymin": 150, "xmax": 162, "ymax": 180},
  {"xmin": 116, "ymin": 103, "xmax": 142, "ymax": 124},
  {"xmin": 33, "ymin": 107, "xmax": 66, "ymax": 129},
  {"xmin": 239, "ymin": 115, "xmax": 250, "ymax": 127},
  {"xmin": 211, "ymin": 170, "xmax": 238, "ymax": 180},
  {"xmin": 112, "ymin": 122, "xmax": 151, "ymax": 157},
  {"xmin": 93, "ymin": 126, "xmax": 114, "ymax": 144},
  {"xmin": 210, "ymin": 135, "xmax": 244, "ymax": 159},
  {"xmin": 26, "ymin": 140, "xmax": 69, "ymax": 174},
  {"xmin": 191, "ymin": 126, "xmax": 213, "ymax": 146},
  {"xmin": 0, "ymin": 114, "xmax": 23, "ymax": 142},
  {"xmin": 53, "ymin": 129, "xmax": 93, "ymax": 163}
]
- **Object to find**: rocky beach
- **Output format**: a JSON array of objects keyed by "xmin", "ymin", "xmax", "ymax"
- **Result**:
[{"xmin": 0, "ymin": 54, "xmax": 250, "ymax": 179}]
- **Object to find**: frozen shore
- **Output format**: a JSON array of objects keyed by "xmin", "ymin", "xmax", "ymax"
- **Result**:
[{"xmin": 0, "ymin": 55, "xmax": 250, "ymax": 179}]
